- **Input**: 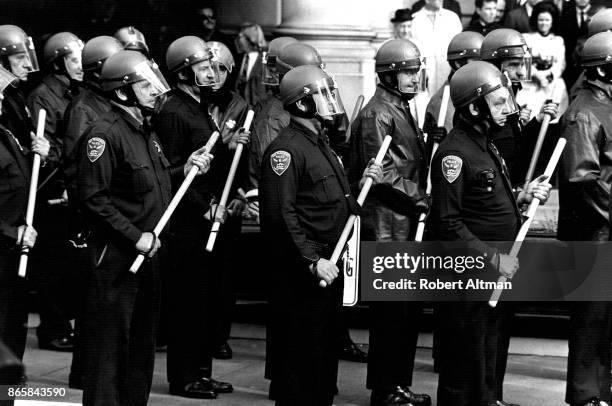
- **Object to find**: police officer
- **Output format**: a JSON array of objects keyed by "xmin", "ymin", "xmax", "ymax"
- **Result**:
[
  {"xmin": 205, "ymin": 39, "xmax": 251, "ymax": 360},
  {"xmin": 0, "ymin": 25, "xmax": 39, "ymax": 151},
  {"xmin": 559, "ymin": 32, "xmax": 612, "ymax": 406},
  {"xmin": 250, "ymin": 41, "xmax": 321, "ymax": 189},
  {"xmin": 431, "ymin": 61, "xmax": 551, "ymax": 406},
  {"xmin": 423, "ymin": 31, "xmax": 484, "ymax": 157},
  {"xmin": 153, "ymin": 36, "xmax": 235, "ymax": 399},
  {"xmin": 260, "ymin": 64, "xmax": 382, "ymax": 406},
  {"xmin": 347, "ymin": 38, "xmax": 431, "ymax": 406},
  {"xmin": 114, "ymin": 26, "xmax": 149, "ymax": 57},
  {"xmin": 0, "ymin": 66, "xmax": 49, "ymax": 386},
  {"xmin": 480, "ymin": 28, "xmax": 559, "ymax": 186},
  {"xmin": 77, "ymin": 49, "xmax": 212, "ymax": 406},
  {"xmin": 62, "ymin": 35, "xmax": 123, "ymax": 390},
  {"xmin": 26, "ymin": 31, "xmax": 84, "ymax": 352}
]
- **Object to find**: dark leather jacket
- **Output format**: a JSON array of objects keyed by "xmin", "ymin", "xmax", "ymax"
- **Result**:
[
  {"xmin": 348, "ymin": 85, "xmax": 428, "ymax": 241},
  {"xmin": 559, "ymin": 79, "xmax": 612, "ymax": 241}
]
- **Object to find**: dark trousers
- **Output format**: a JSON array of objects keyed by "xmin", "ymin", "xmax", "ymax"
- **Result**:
[
  {"xmin": 30, "ymin": 204, "xmax": 75, "ymax": 341},
  {"xmin": 366, "ymin": 302, "xmax": 423, "ymax": 390},
  {"xmin": 436, "ymin": 302, "xmax": 507, "ymax": 406},
  {"xmin": 0, "ymin": 248, "xmax": 27, "ymax": 368},
  {"xmin": 166, "ymin": 234, "xmax": 215, "ymax": 384},
  {"xmin": 268, "ymin": 265, "xmax": 343, "ymax": 406},
  {"xmin": 81, "ymin": 241, "xmax": 160, "ymax": 406},
  {"xmin": 566, "ymin": 301, "xmax": 612, "ymax": 405}
]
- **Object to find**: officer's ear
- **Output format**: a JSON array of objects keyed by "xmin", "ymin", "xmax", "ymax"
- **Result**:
[
  {"xmin": 177, "ymin": 70, "xmax": 189, "ymax": 82},
  {"xmin": 115, "ymin": 88, "xmax": 128, "ymax": 102},
  {"xmin": 468, "ymin": 102, "xmax": 480, "ymax": 117},
  {"xmin": 295, "ymin": 99, "xmax": 307, "ymax": 113}
]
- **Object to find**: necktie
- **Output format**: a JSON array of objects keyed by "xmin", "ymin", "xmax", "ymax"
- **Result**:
[{"xmin": 580, "ymin": 11, "xmax": 586, "ymax": 30}]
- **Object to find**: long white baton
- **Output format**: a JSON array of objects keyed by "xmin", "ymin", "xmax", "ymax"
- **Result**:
[
  {"xmin": 206, "ymin": 110, "xmax": 255, "ymax": 252},
  {"xmin": 18, "ymin": 109, "xmax": 47, "ymax": 278},
  {"xmin": 415, "ymin": 84, "xmax": 450, "ymax": 242},
  {"xmin": 129, "ymin": 130, "xmax": 220, "ymax": 273},
  {"xmin": 319, "ymin": 135, "xmax": 393, "ymax": 288},
  {"xmin": 488, "ymin": 137, "xmax": 566, "ymax": 307}
]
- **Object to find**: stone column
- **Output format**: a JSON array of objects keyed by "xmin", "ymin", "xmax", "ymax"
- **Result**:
[{"xmin": 275, "ymin": 0, "xmax": 404, "ymax": 118}]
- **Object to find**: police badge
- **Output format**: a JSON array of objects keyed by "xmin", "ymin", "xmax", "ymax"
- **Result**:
[
  {"xmin": 442, "ymin": 155, "xmax": 462, "ymax": 183},
  {"xmin": 87, "ymin": 137, "xmax": 106, "ymax": 163},
  {"xmin": 270, "ymin": 150, "xmax": 291, "ymax": 176}
]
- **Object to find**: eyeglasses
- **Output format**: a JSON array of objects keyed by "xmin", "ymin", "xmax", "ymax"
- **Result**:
[{"xmin": 198, "ymin": 13, "xmax": 216, "ymax": 21}]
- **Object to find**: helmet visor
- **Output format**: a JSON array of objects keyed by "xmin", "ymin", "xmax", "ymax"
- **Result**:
[
  {"xmin": 398, "ymin": 57, "xmax": 427, "ymax": 94},
  {"xmin": 21, "ymin": 36, "xmax": 40, "ymax": 73},
  {"xmin": 501, "ymin": 49, "xmax": 532, "ymax": 82},
  {"xmin": 133, "ymin": 60, "xmax": 170, "ymax": 96},
  {"xmin": 313, "ymin": 78, "xmax": 345, "ymax": 117},
  {"xmin": 0, "ymin": 66, "xmax": 18, "ymax": 92},
  {"xmin": 193, "ymin": 58, "xmax": 221, "ymax": 87},
  {"xmin": 483, "ymin": 75, "xmax": 519, "ymax": 122},
  {"xmin": 262, "ymin": 53, "xmax": 280, "ymax": 86}
]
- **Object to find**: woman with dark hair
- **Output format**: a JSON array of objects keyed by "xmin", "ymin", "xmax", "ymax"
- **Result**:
[{"xmin": 519, "ymin": 1, "xmax": 568, "ymax": 123}]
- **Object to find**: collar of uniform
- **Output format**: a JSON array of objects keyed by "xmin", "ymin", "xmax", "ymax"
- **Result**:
[
  {"xmin": 289, "ymin": 116, "xmax": 321, "ymax": 145},
  {"xmin": 110, "ymin": 101, "xmax": 145, "ymax": 131},
  {"xmin": 456, "ymin": 117, "xmax": 488, "ymax": 152},
  {"xmin": 374, "ymin": 85, "xmax": 407, "ymax": 108},
  {"xmin": 174, "ymin": 87, "xmax": 205, "ymax": 113},
  {"xmin": 585, "ymin": 79, "xmax": 612, "ymax": 100},
  {"xmin": 42, "ymin": 73, "xmax": 71, "ymax": 99}
]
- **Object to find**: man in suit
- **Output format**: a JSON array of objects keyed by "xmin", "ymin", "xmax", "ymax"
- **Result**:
[{"xmin": 502, "ymin": 0, "xmax": 541, "ymax": 32}]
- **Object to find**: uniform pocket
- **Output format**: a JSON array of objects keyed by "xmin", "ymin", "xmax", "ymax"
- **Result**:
[
  {"xmin": 308, "ymin": 168, "xmax": 340, "ymax": 205},
  {"xmin": 127, "ymin": 160, "xmax": 154, "ymax": 196}
]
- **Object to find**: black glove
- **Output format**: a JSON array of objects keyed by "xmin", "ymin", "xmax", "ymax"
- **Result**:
[
  {"xmin": 430, "ymin": 127, "xmax": 447, "ymax": 144},
  {"xmin": 415, "ymin": 195, "xmax": 431, "ymax": 215}
]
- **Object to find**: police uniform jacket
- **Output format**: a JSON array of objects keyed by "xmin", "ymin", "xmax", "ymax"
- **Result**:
[
  {"xmin": 431, "ymin": 117, "xmax": 522, "ymax": 257},
  {"xmin": 1, "ymin": 86, "xmax": 33, "ymax": 149},
  {"xmin": 27, "ymin": 73, "xmax": 78, "ymax": 168},
  {"xmin": 249, "ymin": 95, "xmax": 289, "ymax": 189},
  {"xmin": 0, "ymin": 123, "xmax": 30, "ymax": 247},
  {"xmin": 62, "ymin": 85, "xmax": 111, "ymax": 200},
  {"xmin": 348, "ymin": 85, "xmax": 428, "ymax": 241},
  {"xmin": 260, "ymin": 118, "xmax": 354, "ymax": 269},
  {"xmin": 153, "ymin": 88, "xmax": 233, "ymax": 239},
  {"xmin": 559, "ymin": 79, "xmax": 612, "ymax": 239},
  {"xmin": 77, "ymin": 103, "xmax": 172, "ymax": 248}
]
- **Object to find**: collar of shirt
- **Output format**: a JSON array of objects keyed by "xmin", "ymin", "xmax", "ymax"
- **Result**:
[
  {"xmin": 246, "ymin": 51, "xmax": 259, "ymax": 80},
  {"xmin": 375, "ymin": 85, "xmax": 408, "ymax": 109},
  {"xmin": 43, "ymin": 73, "xmax": 72, "ymax": 100},
  {"xmin": 457, "ymin": 116, "xmax": 488, "ymax": 151},
  {"xmin": 110, "ymin": 101, "xmax": 145, "ymax": 132},
  {"xmin": 289, "ymin": 116, "xmax": 323, "ymax": 145},
  {"xmin": 576, "ymin": 5, "xmax": 591, "ymax": 23}
]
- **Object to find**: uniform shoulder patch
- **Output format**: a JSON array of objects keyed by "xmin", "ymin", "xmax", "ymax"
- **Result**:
[
  {"xmin": 270, "ymin": 150, "xmax": 291, "ymax": 176},
  {"xmin": 441, "ymin": 155, "xmax": 462, "ymax": 183},
  {"xmin": 87, "ymin": 137, "xmax": 106, "ymax": 163}
]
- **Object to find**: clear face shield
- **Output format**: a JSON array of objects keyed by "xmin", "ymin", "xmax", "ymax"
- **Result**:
[
  {"xmin": 262, "ymin": 53, "xmax": 280, "ymax": 86},
  {"xmin": 63, "ymin": 40, "xmax": 84, "ymax": 81},
  {"xmin": 0, "ymin": 66, "xmax": 18, "ymax": 92},
  {"xmin": 483, "ymin": 75, "xmax": 519, "ymax": 127},
  {"xmin": 311, "ymin": 77, "xmax": 345, "ymax": 118},
  {"xmin": 131, "ymin": 60, "xmax": 170, "ymax": 108},
  {"xmin": 500, "ymin": 46, "xmax": 532, "ymax": 82},
  {"xmin": 23, "ymin": 36, "xmax": 39, "ymax": 73},
  {"xmin": 396, "ymin": 57, "xmax": 427, "ymax": 94},
  {"xmin": 192, "ymin": 58, "xmax": 221, "ymax": 87}
]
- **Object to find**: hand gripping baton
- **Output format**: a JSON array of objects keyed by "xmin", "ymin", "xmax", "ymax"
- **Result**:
[
  {"xmin": 488, "ymin": 137, "xmax": 566, "ymax": 307},
  {"xmin": 319, "ymin": 135, "xmax": 393, "ymax": 288},
  {"xmin": 206, "ymin": 110, "xmax": 255, "ymax": 252},
  {"xmin": 415, "ymin": 84, "xmax": 450, "ymax": 242},
  {"xmin": 129, "ymin": 130, "xmax": 220, "ymax": 273},
  {"xmin": 18, "ymin": 109, "xmax": 46, "ymax": 278}
]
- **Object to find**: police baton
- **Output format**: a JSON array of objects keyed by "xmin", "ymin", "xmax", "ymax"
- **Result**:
[
  {"xmin": 319, "ymin": 135, "xmax": 392, "ymax": 288},
  {"xmin": 415, "ymin": 84, "xmax": 450, "ymax": 242},
  {"xmin": 129, "ymin": 130, "xmax": 220, "ymax": 273},
  {"xmin": 344, "ymin": 95, "xmax": 364, "ymax": 143},
  {"xmin": 488, "ymin": 137, "xmax": 566, "ymax": 307},
  {"xmin": 206, "ymin": 110, "xmax": 255, "ymax": 252},
  {"xmin": 522, "ymin": 88, "xmax": 559, "ymax": 190},
  {"xmin": 17, "ymin": 109, "xmax": 46, "ymax": 278}
]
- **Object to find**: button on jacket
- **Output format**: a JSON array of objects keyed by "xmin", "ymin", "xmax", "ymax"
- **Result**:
[{"xmin": 77, "ymin": 104, "xmax": 172, "ymax": 247}]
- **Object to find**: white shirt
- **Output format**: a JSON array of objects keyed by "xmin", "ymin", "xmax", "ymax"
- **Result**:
[{"xmin": 245, "ymin": 51, "xmax": 258, "ymax": 80}]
